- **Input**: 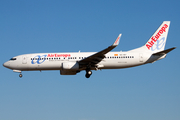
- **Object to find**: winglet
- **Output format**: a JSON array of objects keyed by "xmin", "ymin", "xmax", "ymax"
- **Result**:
[{"xmin": 113, "ymin": 34, "xmax": 122, "ymax": 46}]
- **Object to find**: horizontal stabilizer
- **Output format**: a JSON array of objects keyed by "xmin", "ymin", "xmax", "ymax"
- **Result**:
[{"xmin": 153, "ymin": 47, "xmax": 176, "ymax": 56}]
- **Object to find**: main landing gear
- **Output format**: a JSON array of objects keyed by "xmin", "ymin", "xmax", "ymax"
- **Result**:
[{"xmin": 85, "ymin": 69, "xmax": 92, "ymax": 78}]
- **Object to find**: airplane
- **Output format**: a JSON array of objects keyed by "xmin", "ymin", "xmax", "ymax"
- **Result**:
[{"xmin": 3, "ymin": 21, "xmax": 176, "ymax": 78}]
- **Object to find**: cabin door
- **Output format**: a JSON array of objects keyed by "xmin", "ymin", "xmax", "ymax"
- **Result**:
[{"xmin": 22, "ymin": 56, "xmax": 27, "ymax": 64}]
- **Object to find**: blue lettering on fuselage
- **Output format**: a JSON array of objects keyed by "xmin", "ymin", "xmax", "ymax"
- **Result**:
[{"xmin": 31, "ymin": 55, "xmax": 47, "ymax": 64}]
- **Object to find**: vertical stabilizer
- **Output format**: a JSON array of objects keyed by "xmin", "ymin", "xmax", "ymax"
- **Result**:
[
  {"xmin": 129, "ymin": 21, "xmax": 170, "ymax": 53},
  {"xmin": 145, "ymin": 21, "xmax": 170, "ymax": 53}
]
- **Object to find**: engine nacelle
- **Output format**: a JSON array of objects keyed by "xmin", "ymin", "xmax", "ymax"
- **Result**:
[
  {"xmin": 62, "ymin": 62, "xmax": 79, "ymax": 70},
  {"xmin": 60, "ymin": 69, "xmax": 77, "ymax": 75}
]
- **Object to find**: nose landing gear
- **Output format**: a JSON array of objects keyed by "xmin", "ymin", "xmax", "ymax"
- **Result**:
[
  {"xmin": 19, "ymin": 73, "xmax": 23, "ymax": 78},
  {"xmin": 13, "ymin": 70, "xmax": 23, "ymax": 78}
]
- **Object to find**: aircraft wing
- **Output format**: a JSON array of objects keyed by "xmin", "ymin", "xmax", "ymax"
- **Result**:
[{"xmin": 79, "ymin": 34, "xmax": 122, "ymax": 66}]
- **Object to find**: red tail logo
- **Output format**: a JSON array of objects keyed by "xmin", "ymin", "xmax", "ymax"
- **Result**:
[{"xmin": 146, "ymin": 24, "xmax": 168, "ymax": 50}]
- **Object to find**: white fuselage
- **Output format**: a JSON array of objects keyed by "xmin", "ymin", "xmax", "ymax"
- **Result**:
[{"xmin": 3, "ymin": 51, "xmax": 158, "ymax": 71}]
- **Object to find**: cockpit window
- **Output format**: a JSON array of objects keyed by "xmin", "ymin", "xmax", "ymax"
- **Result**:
[{"xmin": 10, "ymin": 58, "xmax": 17, "ymax": 60}]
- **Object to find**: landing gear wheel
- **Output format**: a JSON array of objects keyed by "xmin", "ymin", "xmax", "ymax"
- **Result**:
[
  {"xmin": 19, "ymin": 74, "xmax": 23, "ymax": 78},
  {"xmin": 87, "ymin": 70, "xmax": 92, "ymax": 75},
  {"xmin": 85, "ymin": 74, "xmax": 90, "ymax": 78},
  {"xmin": 85, "ymin": 70, "xmax": 92, "ymax": 78}
]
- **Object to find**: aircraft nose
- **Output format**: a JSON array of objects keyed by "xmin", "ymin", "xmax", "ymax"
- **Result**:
[{"xmin": 3, "ymin": 61, "xmax": 10, "ymax": 68}]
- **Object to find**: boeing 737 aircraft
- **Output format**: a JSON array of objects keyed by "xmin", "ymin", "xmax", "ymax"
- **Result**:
[{"xmin": 3, "ymin": 21, "xmax": 176, "ymax": 78}]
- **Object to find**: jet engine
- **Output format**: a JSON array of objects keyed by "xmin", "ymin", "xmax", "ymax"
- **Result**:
[
  {"xmin": 60, "ymin": 62, "xmax": 79, "ymax": 75},
  {"xmin": 62, "ymin": 62, "xmax": 79, "ymax": 70}
]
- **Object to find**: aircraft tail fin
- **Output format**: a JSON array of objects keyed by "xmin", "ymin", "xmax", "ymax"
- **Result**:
[
  {"xmin": 145, "ymin": 21, "xmax": 170, "ymax": 53},
  {"xmin": 129, "ymin": 21, "xmax": 170, "ymax": 53}
]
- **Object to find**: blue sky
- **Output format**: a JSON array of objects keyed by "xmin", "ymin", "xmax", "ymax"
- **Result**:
[{"xmin": 0, "ymin": 0, "xmax": 180, "ymax": 120}]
